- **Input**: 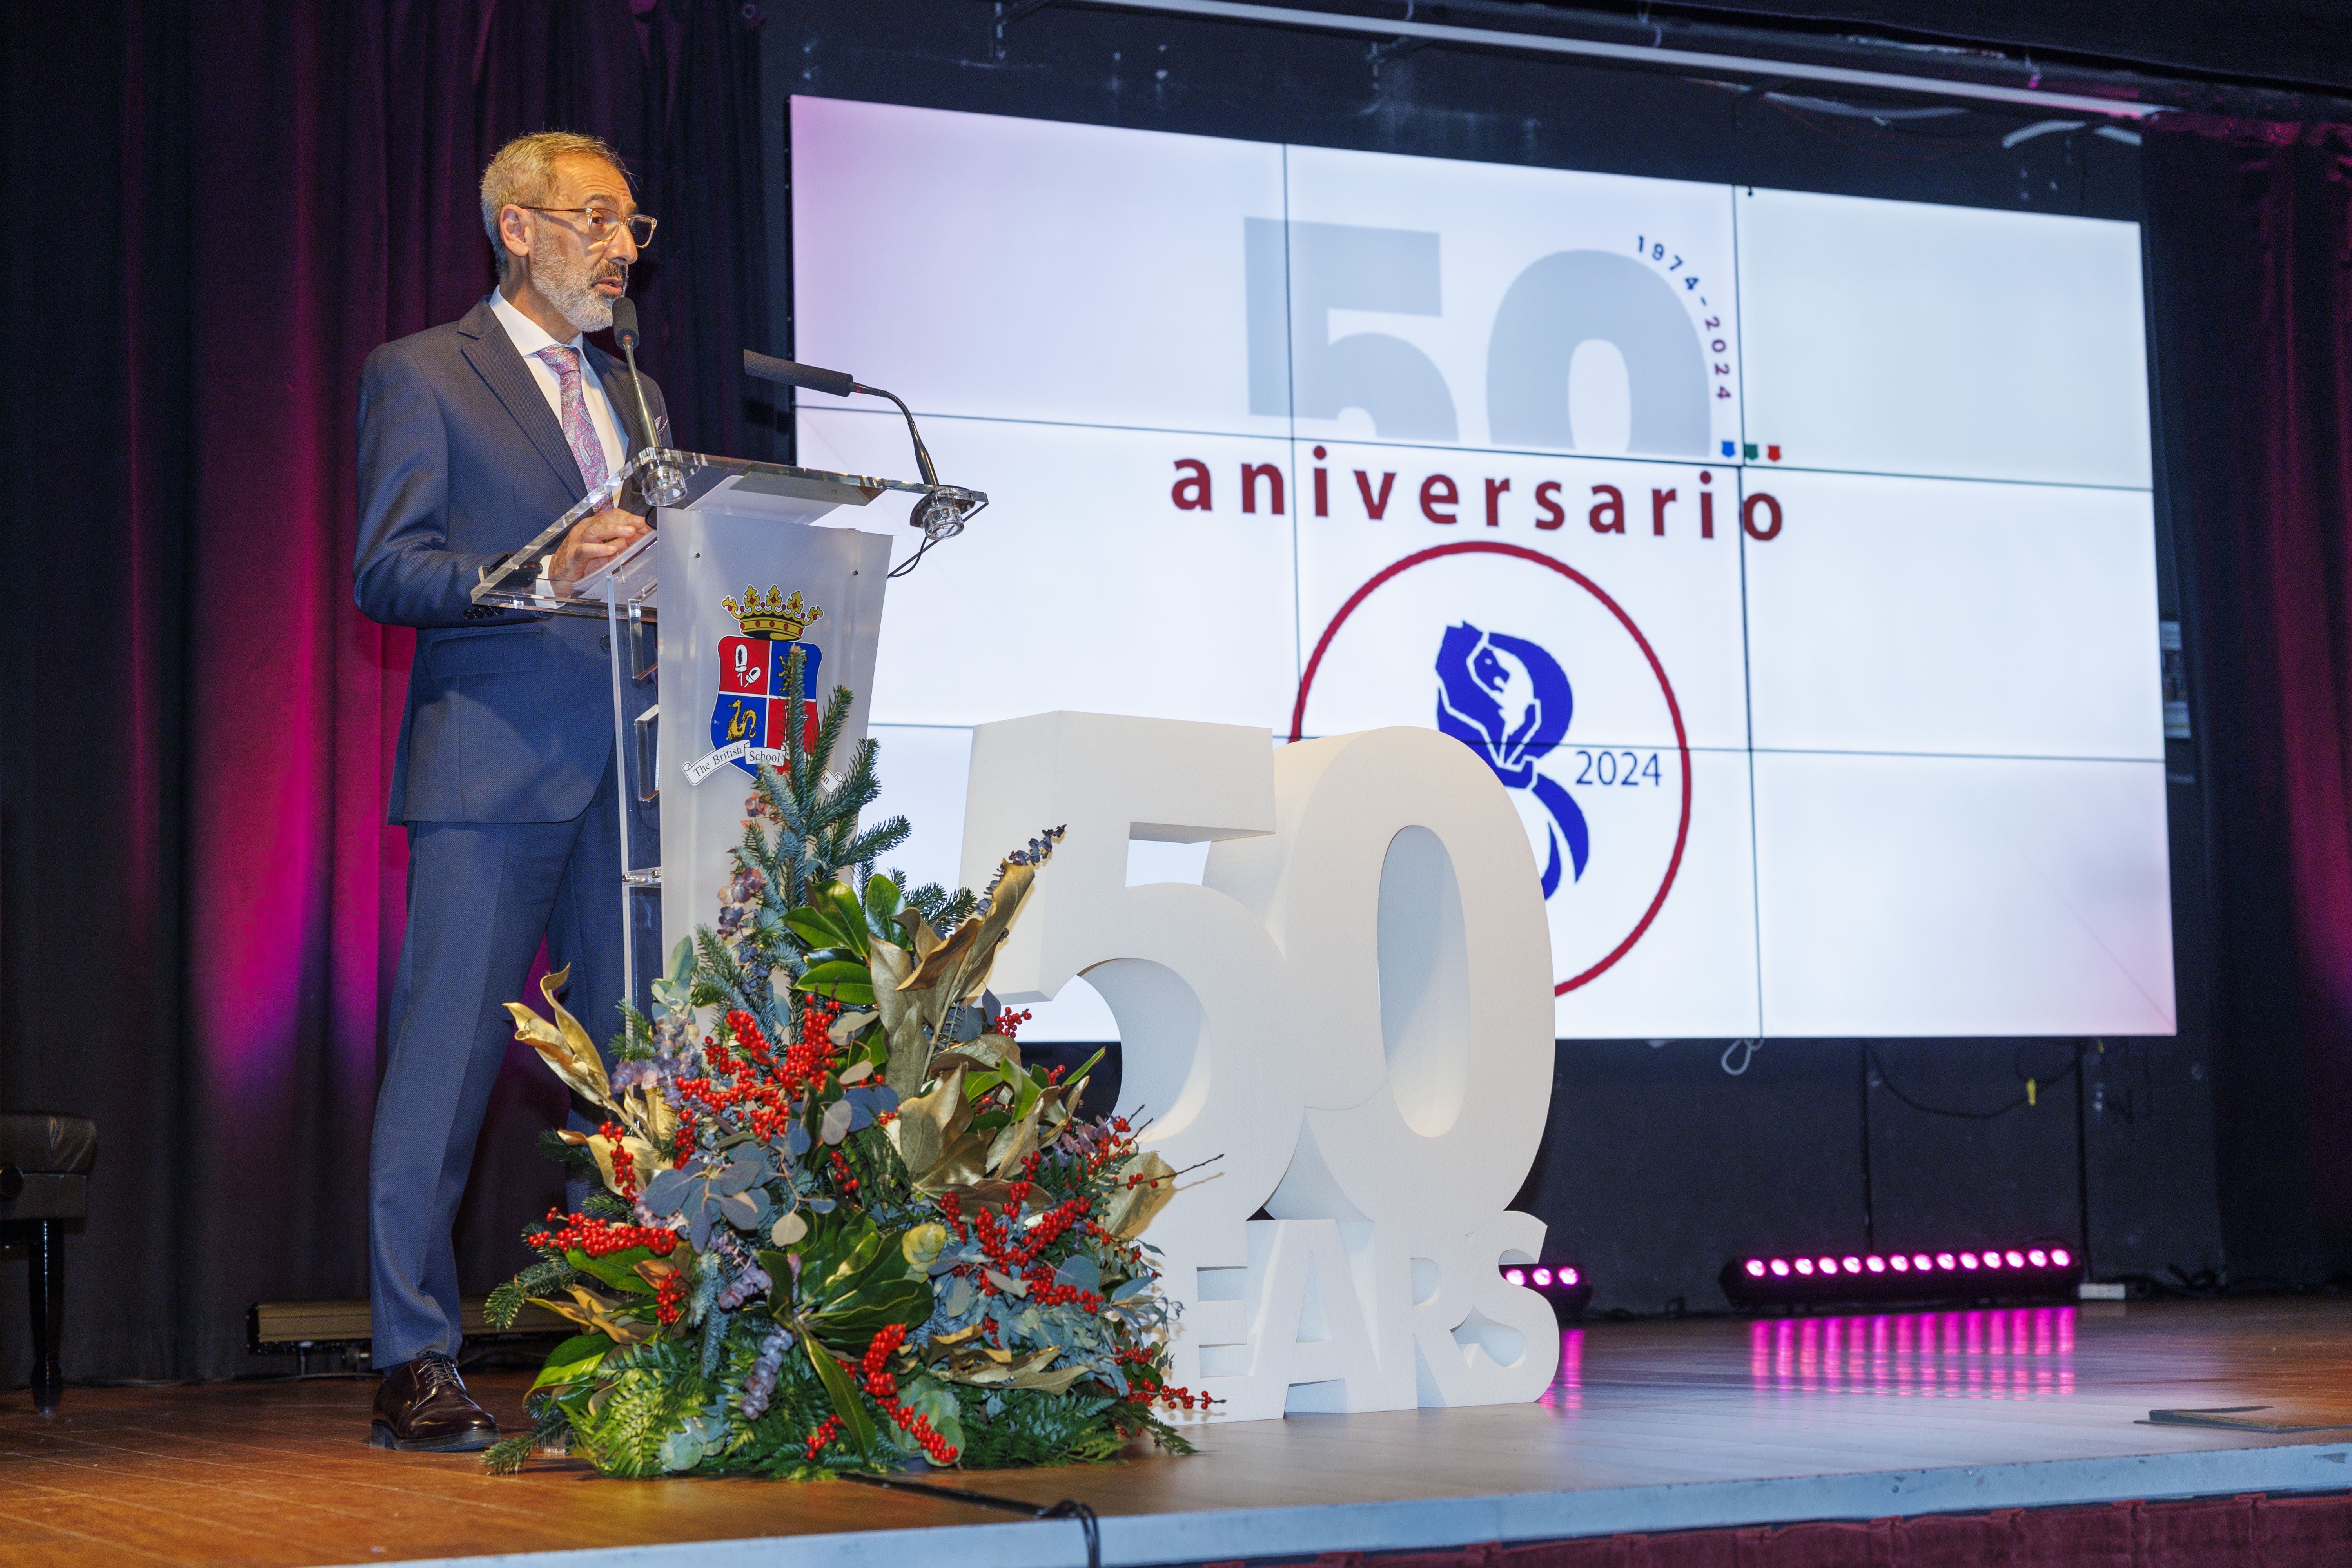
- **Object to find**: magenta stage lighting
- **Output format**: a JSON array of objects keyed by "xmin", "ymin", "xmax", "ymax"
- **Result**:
[
  {"xmin": 1501, "ymin": 1261, "xmax": 1594, "ymax": 1318},
  {"xmin": 1720, "ymin": 1242, "xmax": 2079, "ymax": 1308}
]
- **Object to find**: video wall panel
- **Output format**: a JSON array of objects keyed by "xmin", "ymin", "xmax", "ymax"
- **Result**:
[{"xmin": 790, "ymin": 94, "xmax": 2175, "ymax": 1040}]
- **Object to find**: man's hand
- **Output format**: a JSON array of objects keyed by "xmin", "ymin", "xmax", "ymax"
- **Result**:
[{"xmin": 548, "ymin": 507, "xmax": 651, "ymax": 591}]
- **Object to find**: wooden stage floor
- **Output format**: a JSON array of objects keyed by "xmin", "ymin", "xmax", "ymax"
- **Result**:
[{"xmin": 3, "ymin": 1299, "xmax": 2349, "ymax": 1568}]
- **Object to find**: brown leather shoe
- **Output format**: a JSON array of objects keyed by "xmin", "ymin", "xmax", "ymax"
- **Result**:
[{"xmin": 368, "ymin": 1351, "xmax": 498, "ymax": 1453}]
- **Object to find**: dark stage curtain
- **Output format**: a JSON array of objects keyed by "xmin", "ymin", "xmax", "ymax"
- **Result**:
[
  {"xmin": 2144, "ymin": 121, "xmax": 2352, "ymax": 1287},
  {"xmin": 0, "ymin": 0, "xmax": 768, "ymax": 1380}
]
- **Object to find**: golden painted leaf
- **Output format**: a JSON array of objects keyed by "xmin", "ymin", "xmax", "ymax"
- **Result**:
[
  {"xmin": 1003, "ymin": 1363, "xmax": 1093, "ymax": 1394},
  {"xmin": 1100, "ymin": 1151, "xmax": 1180, "ymax": 1240},
  {"xmin": 937, "ymin": 1344, "xmax": 1060, "ymax": 1387},
  {"xmin": 869, "ymin": 938, "xmax": 933, "ymax": 1100},
  {"xmin": 911, "ymin": 1129, "xmax": 994, "ymax": 1196},
  {"xmin": 985, "ymin": 1098, "xmax": 1044, "ymax": 1178},
  {"xmin": 918, "ymin": 857, "xmax": 1042, "ymax": 1007},
  {"xmin": 528, "ymin": 1285, "xmax": 654, "ymax": 1346},
  {"xmin": 503, "ymin": 963, "xmax": 615, "ymax": 1111},
  {"xmin": 887, "ymin": 1062, "xmax": 967, "ymax": 1180}
]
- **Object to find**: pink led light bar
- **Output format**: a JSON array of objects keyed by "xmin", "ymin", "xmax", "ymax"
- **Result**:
[
  {"xmin": 1722, "ymin": 1243, "xmax": 2082, "ymax": 1307},
  {"xmin": 1496, "ymin": 1261, "xmax": 1593, "ymax": 1314}
]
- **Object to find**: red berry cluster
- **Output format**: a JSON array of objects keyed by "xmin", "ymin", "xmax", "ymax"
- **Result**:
[
  {"xmin": 653, "ymin": 1271, "xmax": 688, "ymax": 1327},
  {"xmin": 990, "ymin": 1007, "xmax": 1033, "ymax": 1041},
  {"xmin": 668, "ymin": 1004, "xmax": 845, "ymax": 1150},
  {"xmin": 828, "ymin": 1147, "xmax": 860, "ymax": 1196},
  {"xmin": 857, "ymin": 1324, "xmax": 959, "ymax": 1464},
  {"xmin": 597, "ymin": 1120, "xmax": 641, "ymax": 1200},
  {"xmin": 949, "ymin": 1158, "xmax": 1110, "ymax": 1317},
  {"xmin": 540, "ymin": 1207, "xmax": 678, "ymax": 1259},
  {"xmin": 1118, "ymin": 1345, "xmax": 1209, "ymax": 1412},
  {"xmin": 802, "ymin": 1414, "xmax": 844, "ymax": 1459}
]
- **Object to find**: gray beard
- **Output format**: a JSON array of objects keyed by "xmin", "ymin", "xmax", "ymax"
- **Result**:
[{"xmin": 536, "ymin": 250, "xmax": 617, "ymax": 334}]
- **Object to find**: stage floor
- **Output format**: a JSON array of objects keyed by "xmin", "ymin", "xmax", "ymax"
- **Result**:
[{"xmin": 2, "ymin": 1299, "xmax": 2349, "ymax": 1568}]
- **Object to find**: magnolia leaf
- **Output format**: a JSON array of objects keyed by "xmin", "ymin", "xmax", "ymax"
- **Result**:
[
  {"xmin": 1102, "ymin": 1151, "xmax": 1180, "ymax": 1240},
  {"xmin": 634, "ymin": 1257, "xmax": 679, "ymax": 1289},
  {"xmin": 820, "ymin": 881, "xmax": 872, "ymax": 958},
  {"xmin": 888, "ymin": 1063, "xmax": 966, "ymax": 1180},
  {"xmin": 936, "ymin": 1343, "xmax": 1061, "ymax": 1388},
  {"xmin": 984, "ymin": 1097, "xmax": 1044, "ymax": 1178},
  {"xmin": 783, "ymin": 909, "xmax": 850, "ymax": 951},
  {"xmin": 869, "ymin": 938, "xmax": 931, "ymax": 1100},
  {"xmin": 567, "ymin": 1246, "xmax": 657, "ymax": 1296},
  {"xmin": 908, "ymin": 856, "xmax": 1042, "ymax": 1008},
  {"xmin": 795, "ymin": 960, "xmax": 876, "ymax": 1007},
  {"xmin": 805, "ymin": 1338, "xmax": 878, "ymax": 1457},
  {"xmin": 527, "ymin": 1333, "xmax": 610, "ymax": 1394},
  {"xmin": 1004, "ymin": 1362, "xmax": 1092, "ymax": 1394},
  {"xmin": 912, "ymin": 1131, "xmax": 994, "ymax": 1197},
  {"xmin": 539, "ymin": 964, "xmax": 615, "ymax": 1101},
  {"xmin": 528, "ymin": 1285, "xmax": 654, "ymax": 1346},
  {"xmin": 904, "ymin": 907, "xmax": 947, "ymax": 968}
]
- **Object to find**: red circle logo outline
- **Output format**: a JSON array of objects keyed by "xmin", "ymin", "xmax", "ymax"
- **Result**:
[{"xmin": 1288, "ymin": 541, "xmax": 1693, "ymax": 995}]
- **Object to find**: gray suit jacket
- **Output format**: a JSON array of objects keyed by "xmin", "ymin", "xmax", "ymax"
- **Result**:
[{"xmin": 355, "ymin": 296, "xmax": 669, "ymax": 824}]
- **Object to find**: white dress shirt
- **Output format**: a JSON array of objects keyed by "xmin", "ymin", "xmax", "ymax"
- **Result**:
[{"xmin": 489, "ymin": 289, "xmax": 629, "ymax": 484}]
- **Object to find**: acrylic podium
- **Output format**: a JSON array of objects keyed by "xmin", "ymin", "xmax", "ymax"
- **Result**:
[{"xmin": 470, "ymin": 446, "xmax": 985, "ymax": 1004}]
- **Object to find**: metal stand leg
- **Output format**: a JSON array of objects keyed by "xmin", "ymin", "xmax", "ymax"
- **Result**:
[
  {"xmin": 606, "ymin": 585, "xmax": 637, "ymax": 1009},
  {"xmin": 27, "ymin": 1220, "xmax": 62, "ymax": 1414}
]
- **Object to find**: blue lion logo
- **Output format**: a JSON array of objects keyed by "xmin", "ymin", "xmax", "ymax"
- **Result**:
[{"xmin": 1436, "ymin": 622, "xmax": 1590, "ymax": 898}]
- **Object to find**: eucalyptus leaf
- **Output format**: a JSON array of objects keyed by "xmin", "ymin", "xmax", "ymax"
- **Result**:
[
  {"xmin": 718, "ymin": 1189, "xmax": 760, "ymax": 1229},
  {"xmin": 640, "ymin": 1163, "xmax": 698, "ymax": 1217},
  {"xmin": 820, "ymin": 1098, "xmax": 854, "ymax": 1145},
  {"xmin": 1052, "ymin": 1254, "xmax": 1102, "ymax": 1294}
]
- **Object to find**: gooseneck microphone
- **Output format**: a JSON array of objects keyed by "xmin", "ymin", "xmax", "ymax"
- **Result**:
[
  {"xmin": 608, "ymin": 298, "xmax": 685, "ymax": 506},
  {"xmin": 742, "ymin": 348, "xmax": 984, "ymax": 575}
]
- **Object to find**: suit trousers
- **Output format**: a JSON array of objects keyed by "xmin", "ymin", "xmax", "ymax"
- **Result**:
[{"xmin": 368, "ymin": 752, "xmax": 657, "ymax": 1365}]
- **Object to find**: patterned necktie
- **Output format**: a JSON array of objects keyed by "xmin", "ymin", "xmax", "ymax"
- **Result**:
[{"xmin": 533, "ymin": 345, "xmax": 610, "ymax": 492}]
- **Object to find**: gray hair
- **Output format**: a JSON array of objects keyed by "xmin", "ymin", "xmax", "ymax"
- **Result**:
[{"xmin": 479, "ymin": 131, "xmax": 631, "ymax": 279}]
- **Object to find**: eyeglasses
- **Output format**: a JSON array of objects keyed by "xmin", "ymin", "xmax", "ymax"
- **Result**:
[{"xmin": 521, "ymin": 205, "xmax": 657, "ymax": 249}]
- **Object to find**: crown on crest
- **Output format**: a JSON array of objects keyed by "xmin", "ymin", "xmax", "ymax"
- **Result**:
[{"xmin": 722, "ymin": 585, "xmax": 823, "ymax": 641}]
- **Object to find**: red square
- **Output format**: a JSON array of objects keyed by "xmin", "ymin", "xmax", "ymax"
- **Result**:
[
  {"xmin": 768, "ymin": 697, "xmax": 818, "ymax": 751},
  {"xmin": 719, "ymin": 636, "xmax": 769, "ymax": 695}
]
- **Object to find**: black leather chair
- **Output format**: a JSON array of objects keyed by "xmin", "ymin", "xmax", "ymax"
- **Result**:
[{"xmin": 0, "ymin": 1113, "xmax": 96, "ymax": 1414}]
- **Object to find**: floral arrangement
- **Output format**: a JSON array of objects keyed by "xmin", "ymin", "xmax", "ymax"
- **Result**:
[{"xmin": 481, "ymin": 667, "xmax": 1201, "ymax": 1476}]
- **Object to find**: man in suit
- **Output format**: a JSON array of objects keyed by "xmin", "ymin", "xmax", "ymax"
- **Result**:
[{"xmin": 354, "ymin": 131, "xmax": 666, "ymax": 1452}]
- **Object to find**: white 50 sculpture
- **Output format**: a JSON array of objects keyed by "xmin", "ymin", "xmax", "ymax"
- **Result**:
[{"xmin": 958, "ymin": 713, "xmax": 1560, "ymax": 1421}]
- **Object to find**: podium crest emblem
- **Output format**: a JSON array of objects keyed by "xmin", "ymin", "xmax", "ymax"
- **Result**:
[{"xmin": 711, "ymin": 586, "xmax": 824, "ymax": 776}]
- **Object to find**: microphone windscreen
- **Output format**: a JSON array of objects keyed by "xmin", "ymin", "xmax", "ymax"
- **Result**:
[
  {"xmin": 742, "ymin": 349, "xmax": 856, "ymax": 398},
  {"xmin": 610, "ymin": 296, "xmax": 640, "ymax": 350}
]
